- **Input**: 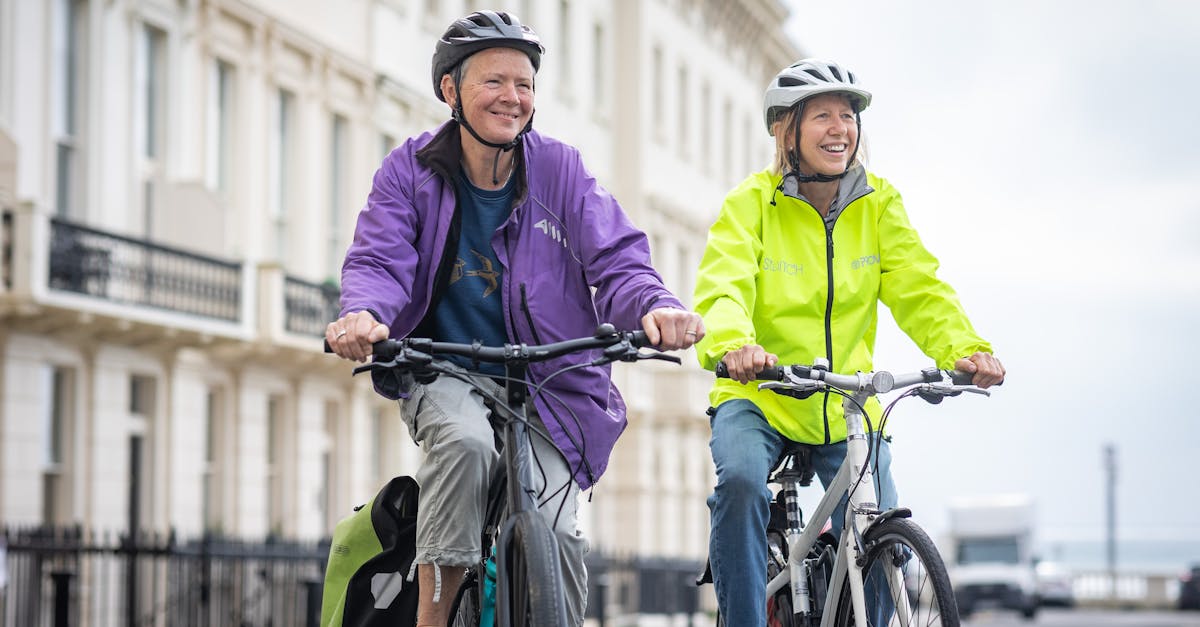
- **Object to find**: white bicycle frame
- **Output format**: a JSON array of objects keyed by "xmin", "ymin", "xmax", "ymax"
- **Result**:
[
  {"xmin": 759, "ymin": 367, "xmax": 984, "ymax": 626},
  {"xmin": 763, "ymin": 389, "xmax": 901, "ymax": 626}
]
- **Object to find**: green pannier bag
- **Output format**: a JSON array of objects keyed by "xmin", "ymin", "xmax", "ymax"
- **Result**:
[{"xmin": 321, "ymin": 476, "xmax": 420, "ymax": 626}]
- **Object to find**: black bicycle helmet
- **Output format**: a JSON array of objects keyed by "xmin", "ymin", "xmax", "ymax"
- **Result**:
[{"xmin": 431, "ymin": 11, "xmax": 544, "ymax": 102}]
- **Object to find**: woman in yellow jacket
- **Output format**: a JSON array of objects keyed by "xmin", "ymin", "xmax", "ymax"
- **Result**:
[{"xmin": 693, "ymin": 58, "xmax": 1005, "ymax": 624}]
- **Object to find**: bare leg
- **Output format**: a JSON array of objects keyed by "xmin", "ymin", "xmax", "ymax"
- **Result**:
[{"xmin": 416, "ymin": 564, "xmax": 467, "ymax": 627}]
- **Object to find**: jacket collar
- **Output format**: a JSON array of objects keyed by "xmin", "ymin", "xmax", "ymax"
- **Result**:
[
  {"xmin": 416, "ymin": 120, "xmax": 529, "ymax": 204},
  {"xmin": 780, "ymin": 164, "xmax": 874, "ymax": 225}
]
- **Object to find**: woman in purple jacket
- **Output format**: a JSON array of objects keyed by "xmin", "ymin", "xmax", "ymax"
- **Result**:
[{"xmin": 325, "ymin": 11, "xmax": 703, "ymax": 626}]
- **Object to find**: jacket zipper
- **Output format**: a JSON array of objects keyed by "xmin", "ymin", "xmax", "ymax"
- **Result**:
[
  {"xmin": 821, "ymin": 219, "xmax": 836, "ymax": 444},
  {"xmin": 519, "ymin": 283, "xmax": 543, "ymax": 345}
]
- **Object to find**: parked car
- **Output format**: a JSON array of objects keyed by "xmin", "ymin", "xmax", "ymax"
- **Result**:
[
  {"xmin": 1181, "ymin": 565, "xmax": 1200, "ymax": 611},
  {"xmin": 1034, "ymin": 560, "xmax": 1075, "ymax": 608}
]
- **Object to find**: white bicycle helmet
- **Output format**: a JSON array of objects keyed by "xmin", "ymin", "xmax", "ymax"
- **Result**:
[{"xmin": 763, "ymin": 58, "xmax": 872, "ymax": 135}]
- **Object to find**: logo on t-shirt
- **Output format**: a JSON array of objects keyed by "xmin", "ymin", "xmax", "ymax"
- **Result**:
[{"xmin": 449, "ymin": 249, "xmax": 500, "ymax": 297}]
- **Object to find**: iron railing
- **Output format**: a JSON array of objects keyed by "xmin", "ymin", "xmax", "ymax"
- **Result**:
[
  {"xmin": 1, "ymin": 525, "xmax": 327, "ymax": 627},
  {"xmin": 284, "ymin": 276, "xmax": 339, "ymax": 337},
  {"xmin": 47, "ymin": 218, "xmax": 241, "ymax": 322},
  {"xmin": 1, "ymin": 210, "xmax": 11, "ymax": 291},
  {"xmin": 1, "ymin": 524, "xmax": 709, "ymax": 627}
]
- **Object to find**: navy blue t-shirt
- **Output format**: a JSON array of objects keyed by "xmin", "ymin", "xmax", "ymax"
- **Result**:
[{"xmin": 431, "ymin": 170, "xmax": 514, "ymax": 376}]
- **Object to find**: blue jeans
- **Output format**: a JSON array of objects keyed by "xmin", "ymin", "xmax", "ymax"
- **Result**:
[{"xmin": 708, "ymin": 399, "xmax": 897, "ymax": 625}]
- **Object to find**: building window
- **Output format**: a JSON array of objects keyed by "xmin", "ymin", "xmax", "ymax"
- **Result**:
[
  {"xmin": 269, "ymin": 89, "xmax": 295, "ymax": 262},
  {"xmin": 380, "ymin": 133, "xmax": 395, "ymax": 162},
  {"xmin": 652, "ymin": 46, "xmax": 664, "ymax": 133},
  {"xmin": 206, "ymin": 59, "xmax": 234, "ymax": 194},
  {"xmin": 722, "ymin": 98, "xmax": 733, "ymax": 183},
  {"xmin": 368, "ymin": 405, "xmax": 381, "ymax": 483},
  {"xmin": 137, "ymin": 23, "xmax": 167, "ymax": 235},
  {"xmin": 677, "ymin": 64, "xmax": 689, "ymax": 158},
  {"xmin": 557, "ymin": 0, "xmax": 571, "ymax": 89},
  {"xmin": 739, "ymin": 112, "xmax": 748, "ymax": 171},
  {"xmin": 138, "ymin": 25, "xmax": 166, "ymax": 160},
  {"xmin": 202, "ymin": 388, "xmax": 224, "ymax": 533},
  {"xmin": 52, "ymin": 0, "xmax": 87, "ymax": 218},
  {"xmin": 329, "ymin": 114, "xmax": 348, "ymax": 275},
  {"xmin": 42, "ymin": 366, "xmax": 74, "ymax": 525},
  {"xmin": 266, "ymin": 395, "xmax": 285, "ymax": 536},
  {"xmin": 592, "ymin": 21, "xmax": 605, "ymax": 113},
  {"xmin": 700, "ymin": 81, "xmax": 711, "ymax": 173},
  {"xmin": 319, "ymin": 400, "xmax": 340, "ymax": 532},
  {"xmin": 129, "ymin": 375, "xmax": 156, "ymax": 530}
]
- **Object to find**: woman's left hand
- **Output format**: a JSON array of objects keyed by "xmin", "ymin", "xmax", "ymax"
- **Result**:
[{"xmin": 954, "ymin": 352, "xmax": 1005, "ymax": 388}]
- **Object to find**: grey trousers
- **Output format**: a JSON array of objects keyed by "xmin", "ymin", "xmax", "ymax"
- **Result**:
[{"xmin": 399, "ymin": 368, "xmax": 588, "ymax": 626}]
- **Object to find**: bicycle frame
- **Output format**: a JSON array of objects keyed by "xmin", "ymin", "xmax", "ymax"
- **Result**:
[
  {"xmin": 765, "ymin": 390, "xmax": 907, "ymax": 626},
  {"xmin": 344, "ymin": 326, "xmax": 677, "ymax": 627},
  {"xmin": 494, "ymin": 359, "xmax": 545, "ymax": 520}
]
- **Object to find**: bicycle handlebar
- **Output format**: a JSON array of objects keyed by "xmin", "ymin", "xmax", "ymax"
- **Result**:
[
  {"xmin": 715, "ymin": 360, "xmax": 994, "ymax": 398},
  {"xmin": 326, "ymin": 323, "xmax": 681, "ymax": 375}
]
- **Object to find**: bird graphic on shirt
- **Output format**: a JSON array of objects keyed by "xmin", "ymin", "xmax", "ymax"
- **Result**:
[{"xmin": 464, "ymin": 249, "xmax": 500, "ymax": 298}]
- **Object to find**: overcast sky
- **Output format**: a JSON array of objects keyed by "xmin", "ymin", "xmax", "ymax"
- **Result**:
[{"xmin": 782, "ymin": 0, "xmax": 1200, "ymax": 561}]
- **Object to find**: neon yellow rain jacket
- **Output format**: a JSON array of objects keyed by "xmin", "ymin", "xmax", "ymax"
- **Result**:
[{"xmin": 693, "ymin": 166, "xmax": 992, "ymax": 444}]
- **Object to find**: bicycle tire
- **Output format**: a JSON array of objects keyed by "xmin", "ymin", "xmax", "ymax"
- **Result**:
[
  {"xmin": 831, "ymin": 517, "xmax": 959, "ymax": 627},
  {"xmin": 497, "ymin": 511, "xmax": 567, "ymax": 627},
  {"xmin": 448, "ymin": 568, "xmax": 480, "ymax": 627},
  {"xmin": 714, "ymin": 529, "xmax": 794, "ymax": 627}
]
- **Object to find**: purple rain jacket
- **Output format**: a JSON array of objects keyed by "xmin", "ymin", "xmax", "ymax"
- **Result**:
[{"xmin": 340, "ymin": 121, "xmax": 683, "ymax": 490}]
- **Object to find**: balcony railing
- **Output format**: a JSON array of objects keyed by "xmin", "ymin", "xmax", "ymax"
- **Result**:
[
  {"xmin": 48, "ymin": 218, "xmax": 242, "ymax": 322},
  {"xmin": 284, "ymin": 276, "xmax": 340, "ymax": 337},
  {"xmin": 2, "ymin": 209, "xmax": 11, "ymax": 291}
]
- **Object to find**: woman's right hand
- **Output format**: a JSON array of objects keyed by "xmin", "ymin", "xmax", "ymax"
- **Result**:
[
  {"xmin": 326, "ymin": 311, "xmax": 389, "ymax": 363},
  {"xmin": 720, "ymin": 344, "xmax": 779, "ymax": 384}
]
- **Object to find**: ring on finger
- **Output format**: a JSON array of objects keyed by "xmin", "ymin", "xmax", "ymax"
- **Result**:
[{"xmin": 335, "ymin": 328, "xmax": 348, "ymax": 339}]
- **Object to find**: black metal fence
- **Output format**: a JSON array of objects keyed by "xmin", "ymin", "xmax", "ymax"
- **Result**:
[
  {"xmin": 283, "ymin": 277, "xmax": 340, "ymax": 337},
  {"xmin": 48, "ymin": 218, "xmax": 242, "ymax": 322},
  {"xmin": 2, "ymin": 209, "xmax": 12, "ymax": 291},
  {"xmin": 1, "ymin": 525, "xmax": 707, "ymax": 626},
  {"xmin": 1, "ymin": 525, "xmax": 326, "ymax": 627}
]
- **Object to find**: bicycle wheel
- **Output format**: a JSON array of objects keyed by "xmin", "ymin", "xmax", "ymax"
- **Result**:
[
  {"xmin": 831, "ymin": 517, "xmax": 958, "ymax": 627},
  {"xmin": 715, "ymin": 529, "xmax": 793, "ymax": 627},
  {"xmin": 496, "ymin": 511, "xmax": 567, "ymax": 627},
  {"xmin": 448, "ymin": 569, "xmax": 480, "ymax": 627}
]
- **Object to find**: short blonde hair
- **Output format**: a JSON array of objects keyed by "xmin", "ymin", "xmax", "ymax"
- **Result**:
[{"xmin": 770, "ymin": 98, "xmax": 869, "ymax": 176}]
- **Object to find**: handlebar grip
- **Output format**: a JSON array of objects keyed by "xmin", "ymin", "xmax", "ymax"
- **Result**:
[
  {"xmin": 628, "ymin": 330, "xmax": 651, "ymax": 348},
  {"xmin": 715, "ymin": 362, "xmax": 785, "ymax": 381},
  {"xmin": 947, "ymin": 369, "xmax": 1004, "ymax": 386},
  {"xmin": 324, "ymin": 339, "xmax": 333, "ymax": 353}
]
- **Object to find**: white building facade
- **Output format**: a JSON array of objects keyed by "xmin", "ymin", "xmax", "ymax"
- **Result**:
[{"xmin": 0, "ymin": 0, "xmax": 797, "ymax": 567}]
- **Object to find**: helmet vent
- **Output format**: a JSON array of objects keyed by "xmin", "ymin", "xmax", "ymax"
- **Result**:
[
  {"xmin": 829, "ymin": 66, "xmax": 843, "ymax": 81},
  {"xmin": 803, "ymin": 68, "xmax": 826, "ymax": 82},
  {"xmin": 778, "ymin": 76, "xmax": 805, "ymax": 87}
]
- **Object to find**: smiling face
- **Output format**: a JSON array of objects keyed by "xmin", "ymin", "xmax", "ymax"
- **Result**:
[
  {"xmin": 794, "ymin": 93, "xmax": 859, "ymax": 176},
  {"xmin": 441, "ymin": 46, "xmax": 535, "ymax": 146}
]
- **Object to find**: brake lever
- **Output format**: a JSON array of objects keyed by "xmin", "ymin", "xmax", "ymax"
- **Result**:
[
  {"xmin": 916, "ymin": 383, "xmax": 989, "ymax": 404},
  {"xmin": 759, "ymin": 380, "xmax": 823, "ymax": 400},
  {"xmin": 351, "ymin": 348, "xmax": 434, "ymax": 376},
  {"xmin": 639, "ymin": 350, "xmax": 682, "ymax": 364}
]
